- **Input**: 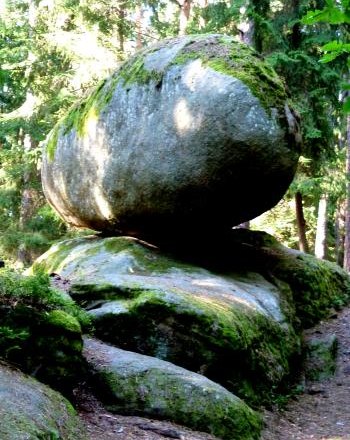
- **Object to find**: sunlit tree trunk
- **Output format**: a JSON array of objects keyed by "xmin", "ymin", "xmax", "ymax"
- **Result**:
[
  {"xmin": 295, "ymin": 191, "xmax": 309, "ymax": 253},
  {"xmin": 16, "ymin": 0, "xmax": 38, "ymax": 266},
  {"xmin": 135, "ymin": 1, "xmax": 143, "ymax": 50},
  {"xmin": 343, "ymin": 114, "xmax": 350, "ymax": 271},
  {"xmin": 117, "ymin": 1, "xmax": 127, "ymax": 53},
  {"xmin": 335, "ymin": 204, "xmax": 345, "ymax": 266},
  {"xmin": 17, "ymin": 131, "xmax": 39, "ymax": 266},
  {"xmin": 315, "ymin": 194, "xmax": 328, "ymax": 259},
  {"xmin": 178, "ymin": 0, "xmax": 191, "ymax": 35},
  {"xmin": 196, "ymin": 0, "xmax": 208, "ymax": 29}
]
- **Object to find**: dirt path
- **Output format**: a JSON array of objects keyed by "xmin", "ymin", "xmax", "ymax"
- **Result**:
[
  {"xmin": 75, "ymin": 306, "xmax": 350, "ymax": 440},
  {"xmin": 261, "ymin": 306, "xmax": 350, "ymax": 440},
  {"xmin": 75, "ymin": 385, "xmax": 219, "ymax": 440}
]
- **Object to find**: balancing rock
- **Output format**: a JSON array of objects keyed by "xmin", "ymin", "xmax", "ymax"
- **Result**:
[{"xmin": 42, "ymin": 34, "xmax": 300, "ymax": 241}]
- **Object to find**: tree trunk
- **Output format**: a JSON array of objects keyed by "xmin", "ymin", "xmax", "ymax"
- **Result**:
[
  {"xmin": 16, "ymin": 131, "xmax": 39, "ymax": 266},
  {"xmin": 196, "ymin": 0, "xmax": 208, "ymax": 29},
  {"xmin": 315, "ymin": 194, "xmax": 328, "ymax": 259},
  {"xmin": 335, "ymin": 204, "xmax": 345, "ymax": 266},
  {"xmin": 117, "ymin": 1, "xmax": 127, "ymax": 54},
  {"xmin": 178, "ymin": 0, "xmax": 191, "ymax": 35},
  {"xmin": 295, "ymin": 191, "xmax": 309, "ymax": 253},
  {"xmin": 16, "ymin": 1, "xmax": 38, "ymax": 267},
  {"xmin": 135, "ymin": 2, "xmax": 143, "ymax": 50},
  {"xmin": 343, "ymin": 114, "xmax": 350, "ymax": 271}
]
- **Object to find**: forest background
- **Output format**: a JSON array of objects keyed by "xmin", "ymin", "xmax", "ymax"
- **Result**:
[{"xmin": 0, "ymin": 0, "xmax": 349, "ymax": 269}]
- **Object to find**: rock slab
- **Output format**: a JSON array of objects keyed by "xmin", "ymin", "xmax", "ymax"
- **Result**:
[
  {"xmin": 0, "ymin": 362, "xmax": 85, "ymax": 440},
  {"xmin": 84, "ymin": 337, "xmax": 262, "ymax": 440},
  {"xmin": 31, "ymin": 234, "xmax": 301, "ymax": 404},
  {"xmin": 42, "ymin": 34, "xmax": 300, "ymax": 241}
]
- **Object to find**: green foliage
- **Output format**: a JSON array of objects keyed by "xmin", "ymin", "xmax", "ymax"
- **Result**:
[
  {"xmin": 302, "ymin": 0, "xmax": 350, "ymax": 112},
  {"xmin": 302, "ymin": 0, "xmax": 350, "ymax": 25},
  {"xmin": 0, "ymin": 268, "xmax": 90, "ymax": 327},
  {"xmin": 0, "ymin": 325, "xmax": 30, "ymax": 358}
]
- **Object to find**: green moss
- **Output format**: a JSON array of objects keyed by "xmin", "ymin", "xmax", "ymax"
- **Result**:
[
  {"xmin": 117, "ymin": 53, "xmax": 163, "ymax": 87},
  {"xmin": 91, "ymin": 287, "xmax": 300, "ymax": 406},
  {"xmin": 0, "ymin": 364, "xmax": 86, "ymax": 439},
  {"xmin": 0, "ymin": 268, "xmax": 88, "ymax": 393},
  {"xmin": 31, "ymin": 237, "xmax": 96, "ymax": 274},
  {"xmin": 172, "ymin": 38, "xmax": 287, "ymax": 113},
  {"xmin": 45, "ymin": 78, "xmax": 113, "ymax": 160},
  {"xmin": 46, "ymin": 34, "xmax": 288, "ymax": 161},
  {"xmin": 46, "ymin": 125, "xmax": 60, "ymax": 162},
  {"xmin": 304, "ymin": 335, "xmax": 338, "ymax": 381},
  {"xmin": 103, "ymin": 237, "xmax": 199, "ymax": 274},
  {"xmin": 274, "ymin": 253, "xmax": 350, "ymax": 327},
  {"xmin": 95, "ymin": 364, "xmax": 261, "ymax": 440},
  {"xmin": 44, "ymin": 310, "xmax": 81, "ymax": 334}
]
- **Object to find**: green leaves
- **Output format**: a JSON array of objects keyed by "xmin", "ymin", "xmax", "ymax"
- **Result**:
[{"xmin": 302, "ymin": 0, "xmax": 350, "ymax": 25}]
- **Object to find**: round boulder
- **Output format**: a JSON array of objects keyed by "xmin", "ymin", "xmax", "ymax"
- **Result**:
[{"xmin": 42, "ymin": 34, "xmax": 300, "ymax": 242}]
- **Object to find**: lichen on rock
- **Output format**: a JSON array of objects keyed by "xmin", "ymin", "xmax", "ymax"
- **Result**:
[
  {"xmin": 0, "ymin": 362, "xmax": 86, "ymax": 439},
  {"xmin": 84, "ymin": 337, "xmax": 262, "ymax": 440},
  {"xmin": 42, "ymin": 34, "xmax": 300, "ymax": 242},
  {"xmin": 31, "ymin": 235, "xmax": 302, "ymax": 405}
]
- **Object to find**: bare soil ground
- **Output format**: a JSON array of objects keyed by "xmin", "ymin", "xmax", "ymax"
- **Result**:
[{"xmin": 261, "ymin": 306, "xmax": 350, "ymax": 440}]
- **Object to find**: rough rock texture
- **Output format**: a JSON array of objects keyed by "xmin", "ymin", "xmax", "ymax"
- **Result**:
[
  {"xmin": 0, "ymin": 362, "xmax": 85, "ymax": 439},
  {"xmin": 31, "ymin": 234, "xmax": 302, "ymax": 404},
  {"xmin": 83, "ymin": 337, "xmax": 262, "ymax": 440},
  {"xmin": 303, "ymin": 333, "xmax": 338, "ymax": 381},
  {"xmin": 42, "ymin": 34, "xmax": 300, "ymax": 241}
]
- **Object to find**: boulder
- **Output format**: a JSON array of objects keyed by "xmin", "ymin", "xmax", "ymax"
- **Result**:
[
  {"xmin": 42, "ymin": 34, "xmax": 300, "ymax": 241},
  {"xmin": 0, "ymin": 269, "xmax": 86, "ymax": 393},
  {"xmin": 0, "ymin": 362, "xmax": 85, "ymax": 439},
  {"xmin": 304, "ymin": 333, "xmax": 338, "ymax": 381},
  {"xmin": 84, "ymin": 337, "xmax": 262, "ymax": 440},
  {"xmin": 31, "ymin": 234, "xmax": 302, "ymax": 404}
]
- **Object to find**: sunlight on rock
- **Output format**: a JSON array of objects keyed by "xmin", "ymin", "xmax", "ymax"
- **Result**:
[
  {"xmin": 173, "ymin": 99, "xmax": 196, "ymax": 133},
  {"xmin": 192, "ymin": 278, "xmax": 225, "ymax": 288},
  {"xmin": 83, "ymin": 106, "xmax": 99, "ymax": 138},
  {"xmin": 93, "ymin": 186, "xmax": 113, "ymax": 220},
  {"xmin": 182, "ymin": 59, "xmax": 205, "ymax": 91}
]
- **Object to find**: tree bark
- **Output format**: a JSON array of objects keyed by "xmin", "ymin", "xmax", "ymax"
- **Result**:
[
  {"xmin": 335, "ymin": 204, "xmax": 345, "ymax": 266},
  {"xmin": 178, "ymin": 0, "xmax": 191, "ymax": 35},
  {"xmin": 135, "ymin": 2, "xmax": 143, "ymax": 50},
  {"xmin": 315, "ymin": 194, "xmax": 328, "ymax": 259},
  {"xmin": 343, "ymin": 114, "xmax": 350, "ymax": 271},
  {"xmin": 196, "ymin": 0, "xmax": 208, "ymax": 29},
  {"xmin": 16, "ymin": 131, "xmax": 39, "ymax": 267},
  {"xmin": 117, "ymin": 1, "xmax": 127, "ymax": 53},
  {"xmin": 295, "ymin": 191, "xmax": 309, "ymax": 253}
]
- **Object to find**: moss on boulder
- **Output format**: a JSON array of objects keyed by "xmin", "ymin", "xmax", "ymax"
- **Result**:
[
  {"xmin": 224, "ymin": 229, "xmax": 350, "ymax": 328},
  {"xmin": 42, "ymin": 34, "xmax": 300, "ymax": 242},
  {"xmin": 0, "ymin": 362, "xmax": 86, "ymax": 439},
  {"xmin": 0, "ymin": 269, "xmax": 87, "ymax": 393},
  {"xmin": 304, "ymin": 334, "xmax": 338, "ymax": 381},
  {"xmin": 31, "ymin": 235, "xmax": 302, "ymax": 404},
  {"xmin": 84, "ymin": 337, "xmax": 262, "ymax": 440}
]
